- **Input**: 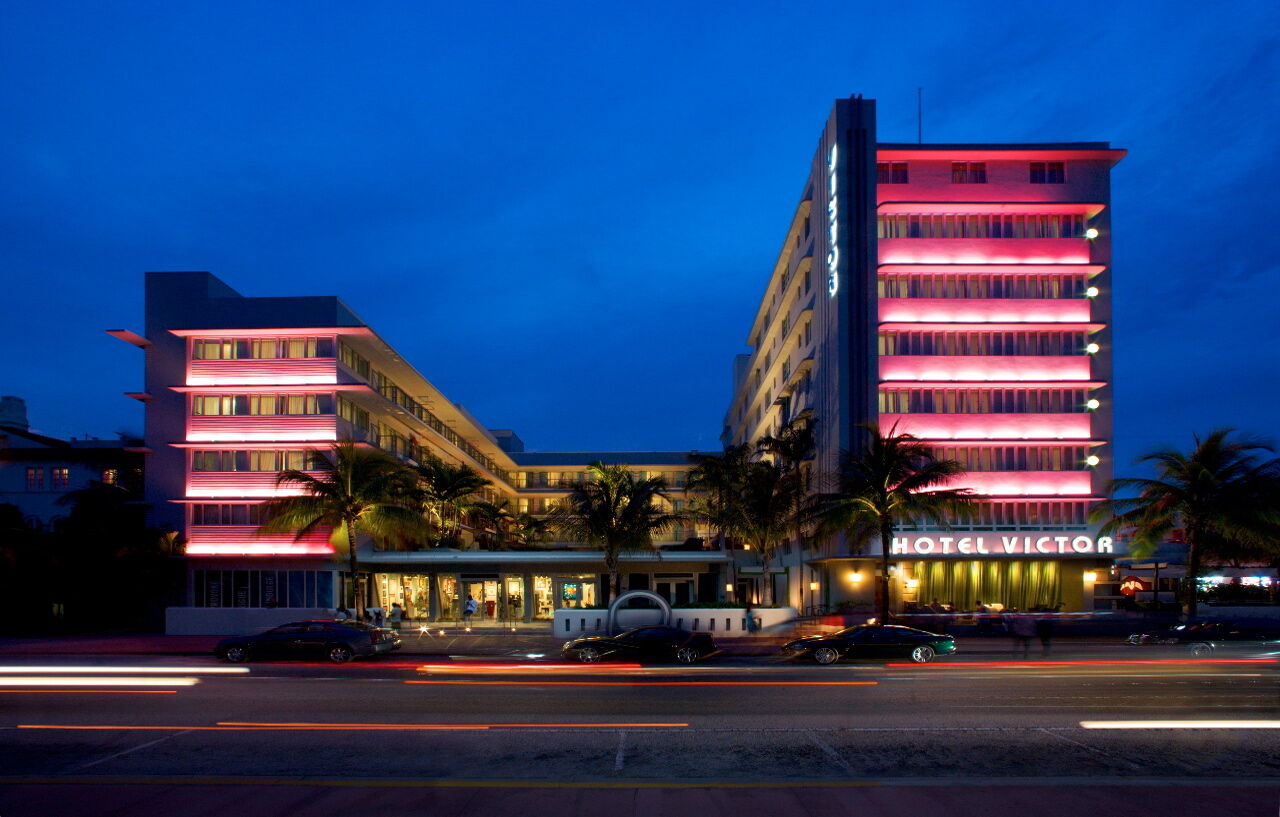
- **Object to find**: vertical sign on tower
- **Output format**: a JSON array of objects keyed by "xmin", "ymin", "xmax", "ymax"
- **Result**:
[{"xmin": 826, "ymin": 143, "xmax": 840, "ymax": 298}]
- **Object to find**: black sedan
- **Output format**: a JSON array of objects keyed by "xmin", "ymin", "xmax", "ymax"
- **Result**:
[
  {"xmin": 562, "ymin": 625, "xmax": 717, "ymax": 664},
  {"xmin": 216, "ymin": 620, "xmax": 402, "ymax": 664},
  {"xmin": 1178, "ymin": 620, "xmax": 1280, "ymax": 657},
  {"xmin": 784, "ymin": 624, "xmax": 957, "ymax": 664}
]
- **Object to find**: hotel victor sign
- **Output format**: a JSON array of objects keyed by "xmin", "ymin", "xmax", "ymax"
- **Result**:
[{"xmin": 890, "ymin": 534, "xmax": 1114, "ymax": 557}]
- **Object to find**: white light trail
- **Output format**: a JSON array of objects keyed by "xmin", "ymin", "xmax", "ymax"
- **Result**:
[
  {"xmin": 0, "ymin": 666, "xmax": 247, "ymax": 674},
  {"xmin": 1081, "ymin": 720, "xmax": 1280, "ymax": 730},
  {"xmin": 0, "ymin": 677, "xmax": 201, "ymax": 687}
]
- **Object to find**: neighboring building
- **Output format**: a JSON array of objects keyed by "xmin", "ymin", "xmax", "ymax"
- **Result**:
[
  {"xmin": 112, "ymin": 271, "xmax": 720, "ymax": 623},
  {"xmin": 0, "ymin": 396, "xmax": 144, "ymax": 528},
  {"xmin": 723, "ymin": 95, "xmax": 1125, "ymax": 613}
]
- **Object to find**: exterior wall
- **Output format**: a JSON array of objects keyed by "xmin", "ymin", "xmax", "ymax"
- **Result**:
[{"xmin": 0, "ymin": 424, "xmax": 142, "ymax": 527}]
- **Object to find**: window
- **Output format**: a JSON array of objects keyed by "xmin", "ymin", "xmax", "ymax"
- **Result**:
[
  {"xmin": 51, "ymin": 467, "xmax": 70, "ymax": 490},
  {"xmin": 101, "ymin": 468, "xmax": 118, "ymax": 485},
  {"xmin": 877, "ymin": 162, "xmax": 909, "ymax": 183},
  {"xmin": 1030, "ymin": 162, "xmax": 1065, "ymax": 184},
  {"xmin": 878, "ymin": 272, "xmax": 1087, "ymax": 299},
  {"xmin": 879, "ymin": 330, "xmax": 1089, "ymax": 356},
  {"xmin": 878, "ymin": 213, "xmax": 1085, "ymax": 239},
  {"xmin": 951, "ymin": 162, "xmax": 987, "ymax": 183},
  {"xmin": 803, "ymin": 320, "xmax": 812, "ymax": 345},
  {"xmin": 192, "ymin": 337, "xmax": 334, "ymax": 360},
  {"xmin": 191, "ymin": 394, "xmax": 332, "ymax": 416},
  {"xmin": 26, "ymin": 467, "xmax": 44, "ymax": 491}
]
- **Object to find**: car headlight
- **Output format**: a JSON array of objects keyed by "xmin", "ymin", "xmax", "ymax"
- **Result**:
[{"xmin": 562, "ymin": 641, "xmax": 573, "ymax": 649}]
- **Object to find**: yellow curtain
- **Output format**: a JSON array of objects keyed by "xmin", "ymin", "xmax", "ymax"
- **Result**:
[{"xmin": 915, "ymin": 560, "xmax": 1061, "ymax": 610}]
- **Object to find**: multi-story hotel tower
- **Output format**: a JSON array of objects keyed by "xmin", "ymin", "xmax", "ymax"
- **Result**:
[{"xmin": 723, "ymin": 96, "xmax": 1125, "ymax": 614}]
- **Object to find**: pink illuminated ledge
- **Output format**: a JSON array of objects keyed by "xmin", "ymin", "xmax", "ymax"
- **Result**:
[
  {"xmin": 173, "ymin": 383, "xmax": 366, "ymax": 394},
  {"xmin": 938, "ymin": 471, "xmax": 1094, "ymax": 497},
  {"xmin": 879, "ymin": 264, "xmax": 1106, "ymax": 276},
  {"xmin": 186, "ymin": 525, "xmax": 334, "ymax": 557},
  {"xmin": 187, "ymin": 471, "xmax": 327, "ymax": 498},
  {"xmin": 880, "ymin": 381, "xmax": 1105, "ymax": 390},
  {"xmin": 879, "ymin": 299, "xmax": 1093, "ymax": 324},
  {"xmin": 880, "ymin": 413, "xmax": 1093, "ymax": 440},
  {"xmin": 876, "ymin": 148, "xmax": 1126, "ymax": 163},
  {"xmin": 168, "ymin": 327, "xmax": 372, "ymax": 338},
  {"xmin": 187, "ymin": 415, "xmax": 339, "ymax": 443},
  {"xmin": 879, "ymin": 238, "xmax": 1091, "ymax": 266},
  {"xmin": 878, "ymin": 201, "xmax": 1106, "ymax": 218},
  {"xmin": 880, "ymin": 356, "xmax": 1094, "ymax": 382},
  {"xmin": 185, "ymin": 358, "xmax": 342, "ymax": 387}
]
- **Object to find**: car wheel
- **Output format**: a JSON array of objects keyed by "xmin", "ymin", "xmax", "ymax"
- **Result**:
[
  {"xmin": 674, "ymin": 647, "xmax": 700, "ymax": 664},
  {"xmin": 812, "ymin": 647, "xmax": 839, "ymax": 665},
  {"xmin": 222, "ymin": 645, "xmax": 248, "ymax": 663},
  {"xmin": 576, "ymin": 647, "xmax": 602, "ymax": 664},
  {"xmin": 910, "ymin": 645, "xmax": 936, "ymax": 663},
  {"xmin": 1190, "ymin": 643, "xmax": 1213, "ymax": 657},
  {"xmin": 327, "ymin": 645, "xmax": 354, "ymax": 664}
]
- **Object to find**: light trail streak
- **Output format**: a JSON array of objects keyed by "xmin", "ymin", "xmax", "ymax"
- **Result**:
[
  {"xmin": 0, "ymin": 677, "xmax": 200, "ymax": 687},
  {"xmin": 19, "ymin": 722, "xmax": 689, "ymax": 731},
  {"xmin": 405, "ymin": 680, "xmax": 878, "ymax": 686},
  {"xmin": 0, "ymin": 666, "xmax": 248, "ymax": 674},
  {"xmin": 884, "ymin": 659, "xmax": 1273, "ymax": 668},
  {"xmin": 0, "ymin": 690, "xmax": 179, "ymax": 694},
  {"xmin": 1081, "ymin": 720, "xmax": 1280, "ymax": 729}
]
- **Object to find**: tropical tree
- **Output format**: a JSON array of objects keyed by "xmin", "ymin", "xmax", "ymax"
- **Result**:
[
  {"xmin": 816, "ymin": 424, "xmax": 975, "ymax": 623},
  {"xmin": 412, "ymin": 455, "xmax": 492, "ymax": 546},
  {"xmin": 686, "ymin": 444, "xmax": 753, "ymax": 548},
  {"xmin": 1091, "ymin": 428, "xmax": 1280, "ymax": 619},
  {"xmin": 757, "ymin": 415, "xmax": 817, "ymax": 555},
  {"xmin": 257, "ymin": 442, "xmax": 424, "ymax": 614},
  {"xmin": 470, "ymin": 499, "xmax": 516, "ymax": 548},
  {"xmin": 547, "ymin": 462, "xmax": 681, "ymax": 601},
  {"xmin": 510, "ymin": 512, "xmax": 550, "ymax": 548},
  {"xmin": 727, "ymin": 460, "xmax": 797, "ymax": 605}
]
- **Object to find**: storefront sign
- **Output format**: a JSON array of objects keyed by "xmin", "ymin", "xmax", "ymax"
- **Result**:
[
  {"xmin": 826, "ymin": 143, "xmax": 840, "ymax": 298},
  {"xmin": 1120, "ymin": 576, "xmax": 1149, "ymax": 596},
  {"xmin": 890, "ymin": 534, "xmax": 1114, "ymax": 557}
]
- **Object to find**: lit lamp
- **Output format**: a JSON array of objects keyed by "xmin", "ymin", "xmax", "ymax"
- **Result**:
[
  {"xmin": 809, "ymin": 581, "xmax": 820, "ymax": 591},
  {"xmin": 1083, "ymin": 571, "xmax": 1098, "ymax": 582},
  {"xmin": 1085, "ymin": 227, "xmax": 1100, "ymax": 239},
  {"xmin": 906, "ymin": 578, "xmax": 920, "ymax": 590},
  {"xmin": 847, "ymin": 571, "xmax": 863, "ymax": 584},
  {"xmin": 1085, "ymin": 342, "xmax": 1101, "ymax": 354},
  {"xmin": 1086, "ymin": 398, "xmax": 1101, "ymax": 410},
  {"xmin": 1085, "ymin": 286, "xmax": 1100, "ymax": 298},
  {"xmin": 1085, "ymin": 454, "xmax": 1101, "ymax": 467},
  {"xmin": 724, "ymin": 583, "xmax": 734, "ymax": 594}
]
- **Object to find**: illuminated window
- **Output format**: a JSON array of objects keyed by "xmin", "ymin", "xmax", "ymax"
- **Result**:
[
  {"xmin": 877, "ymin": 162, "xmax": 908, "ymax": 183},
  {"xmin": 102, "ymin": 468, "xmax": 118, "ymax": 485},
  {"xmin": 51, "ymin": 467, "xmax": 70, "ymax": 490},
  {"xmin": 951, "ymin": 162, "xmax": 987, "ymax": 184},
  {"xmin": 26, "ymin": 467, "xmax": 44, "ymax": 490},
  {"xmin": 1030, "ymin": 161, "xmax": 1065, "ymax": 183}
]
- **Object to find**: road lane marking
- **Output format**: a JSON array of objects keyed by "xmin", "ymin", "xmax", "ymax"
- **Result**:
[
  {"xmin": 806, "ymin": 729, "xmax": 855, "ymax": 775},
  {"xmin": 613, "ymin": 731, "xmax": 627, "ymax": 772},
  {"xmin": 74, "ymin": 729, "xmax": 193, "ymax": 770}
]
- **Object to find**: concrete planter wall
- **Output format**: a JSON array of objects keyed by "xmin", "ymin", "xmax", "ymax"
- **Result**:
[
  {"xmin": 553, "ymin": 606, "xmax": 797, "ymax": 637},
  {"xmin": 166, "ymin": 607, "xmax": 335, "ymax": 636}
]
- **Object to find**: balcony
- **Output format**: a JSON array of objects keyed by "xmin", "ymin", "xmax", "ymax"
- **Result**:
[
  {"xmin": 880, "ymin": 412, "xmax": 1093, "ymax": 441},
  {"xmin": 879, "ymin": 298, "xmax": 1092, "ymax": 324},
  {"xmin": 186, "ymin": 357, "xmax": 339, "ymax": 387},
  {"xmin": 186, "ymin": 470, "xmax": 329, "ymax": 498},
  {"xmin": 941, "ymin": 470, "xmax": 1094, "ymax": 497},
  {"xmin": 187, "ymin": 415, "xmax": 339, "ymax": 443},
  {"xmin": 880, "ymin": 355, "xmax": 1093, "ymax": 382},
  {"xmin": 878, "ymin": 238, "xmax": 1091, "ymax": 266}
]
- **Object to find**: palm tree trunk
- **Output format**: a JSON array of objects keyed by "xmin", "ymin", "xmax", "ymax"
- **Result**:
[
  {"xmin": 1184, "ymin": 535, "xmax": 1202, "ymax": 620},
  {"xmin": 879, "ymin": 516, "xmax": 894, "ymax": 624},
  {"xmin": 346, "ymin": 516, "xmax": 362, "ymax": 617},
  {"xmin": 760, "ymin": 553, "xmax": 773, "ymax": 606}
]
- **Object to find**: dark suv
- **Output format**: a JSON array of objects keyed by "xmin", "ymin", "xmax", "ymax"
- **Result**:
[{"xmin": 216, "ymin": 620, "xmax": 402, "ymax": 664}]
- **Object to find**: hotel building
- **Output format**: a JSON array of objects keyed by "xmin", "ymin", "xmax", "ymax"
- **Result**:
[
  {"xmin": 115, "ymin": 271, "xmax": 719, "ymax": 626},
  {"xmin": 723, "ymin": 96, "xmax": 1125, "ymax": 613}
]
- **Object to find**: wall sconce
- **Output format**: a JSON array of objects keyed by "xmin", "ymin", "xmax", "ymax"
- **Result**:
[
  {"xmin": 1085, "ymin": 286, "xmax": 1100, "ymax": 298},
  {"xmin": 724, "ymin": 583, "xmax": 734, "ymax": 594},
  {"xmin": 905, "ymin": 578, "xmax": 920, "ymax": 590},
  {"xmin": 1085, "ymin": 455, "xmax": 1101, "ymax": 467},
  {"xmin": 1083, "ymin": 571, "xmax": 1098, "ymax": 582},
  {"xmin": 1085, "ymin": 398, "xmax": 1101, "ymax": 410},
  {"xmin": 1085, "ymin": 227, "xmax": 1100, "ymax": 239},
  {"xmin": 847, "ymin": 571, "xmax": 863, "ymax": 583},
  {"xmin": 808, "ymin": 581, "xmax": 820, "ymax": 591}
]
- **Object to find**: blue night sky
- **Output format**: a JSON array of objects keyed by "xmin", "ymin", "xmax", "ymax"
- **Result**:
[{"xmin": 2, "ymin": 1, "xmax": 1278, "ymax": 470}]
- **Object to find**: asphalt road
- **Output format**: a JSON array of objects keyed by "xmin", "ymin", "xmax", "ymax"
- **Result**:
[{"xmin": 0, "ymin": 652, "xmax": 1277, "ymax": 816}]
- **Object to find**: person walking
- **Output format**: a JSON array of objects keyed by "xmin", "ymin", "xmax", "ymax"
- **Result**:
[
  {"xmin": 743, "ymin": 600, "xmax": 756, "ymax": 635},
  {"xmin": 389, "ymin": 602, "xmax": 403, "ymax": 629},
  {"xmin": 1036, "ymin": 614, "xmax": 1055, "ymax": 656},
  {"xmin": 1010, "ymin": 614, "xmax": 1036, "ymax": 658},
  {"xmin": 463, "ymin": 594, "xmax": 479, "ymax": 624}
]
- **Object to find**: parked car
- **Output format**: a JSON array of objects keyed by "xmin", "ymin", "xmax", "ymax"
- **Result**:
[
  {"xmin": 562, "ymin": 625, "xmax": 717, "ymax": 664},
  {"xmin": 1179, "ymin": 620, "xmax": 1280, "ymax": 657},
  {"xmin": 1126, "ymin": 621, "xmax": 1211, "ymax": 645},
  {"xmin": 216, "ymin": 620, "xmax": 402, "ymax": 664},
  {"xmin": 783, "ymin": 624, "xmax": 956, "ymax": 664}
]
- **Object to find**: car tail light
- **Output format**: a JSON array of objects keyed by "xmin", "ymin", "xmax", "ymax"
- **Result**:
[{"xmin": 371, "ymin": 631, "xmax": 382, "ymax": 644}]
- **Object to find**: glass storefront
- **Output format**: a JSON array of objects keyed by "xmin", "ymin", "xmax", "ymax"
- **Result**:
[
  {"xmin": 909, "ymin": 560, "xmax": 1063, "ymax": 611},
  {"xmin": 504, "ymin": 575, "xmax": 525, "ymax": 620},
  {"xmin": 374, "ymin": 574, "xmax": 431, "ymax": 619},
  {"xmin": 556, "ymin": 576, "xmax": 598, "ymax": 609},
  {"xmin": 437, "ymin": 574, "xmax": 460, "ymax": 619},
  {"xmin": 367, "ymin": 570, "xmax": 609, "ymax": 622},
  {"xmin": 533, "ymin": 575, "xmax": 554, "ymax": 620}
]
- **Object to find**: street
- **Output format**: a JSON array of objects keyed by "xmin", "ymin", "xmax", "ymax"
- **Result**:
[{"xmin": 1, "ymin": 651, "xmax": 1278, "ymax": 815}]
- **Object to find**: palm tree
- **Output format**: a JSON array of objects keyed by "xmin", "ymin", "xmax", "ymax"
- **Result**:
[
  {"xmin": 257, "ymin": 442, "xmax": 423, "ymax": 615},
  {"xmin": 547, "ymin": 462, "xmax": 681, "ymax": 601},
  {"xmin": 411, "ymin": 455, "xmax": 492, "ymax": 546},
  {"xmin": 470, "ymin": 499, "xmax": 516, "ymax": 548},
  {"xmin": 757, "ymin": 414, "xmax": 818, "ymax": 558},
  {"xmin": 511, "ymin": 512, "xmax": 550, "ymax": 548},
  {"xmin": 1091, "ymin": 429, "xmax": 1280, "ymax": 619},
  {"xmin": 686, "ymin": 444, "xmax": 753, "ymax": 549},
  {"xmin": 728, "ymin": 460, "xmax": 797, "ymax": 605},
  {"xmin": 817, "ymin": 424, "xmax": 975, "ymax": 623}
]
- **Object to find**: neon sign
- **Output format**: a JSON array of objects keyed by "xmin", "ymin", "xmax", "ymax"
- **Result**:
[
  {"xmin": 890, "ymin": 533, "xmax": 1114, "ymax": 556},
  {"xmin": 826, "ymin": 143, "xmax": 839, "ymax": 297}
]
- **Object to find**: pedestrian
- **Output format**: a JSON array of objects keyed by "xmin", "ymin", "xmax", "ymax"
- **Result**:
[
  {"xmin": 335, "ymin": 606, "xmax": 350, "ymax": 620},
  {"xmin": 743, "ymin": 600, "xmax": 755, "ymax": 634},
  {"xmin": 1010, "ymin": 614, "xmax": 1036, "ymax": 658},
  {"xmin": 1036, "ymin": 615, "xmax": 1054, "ymax": 656},
  {"xmin": 390, "ymin": 602, "xmax": 403, "ymax": 628},
  {"xmin": 463, "ymin": 594, "xmax": 478, "ymax": 623}
]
